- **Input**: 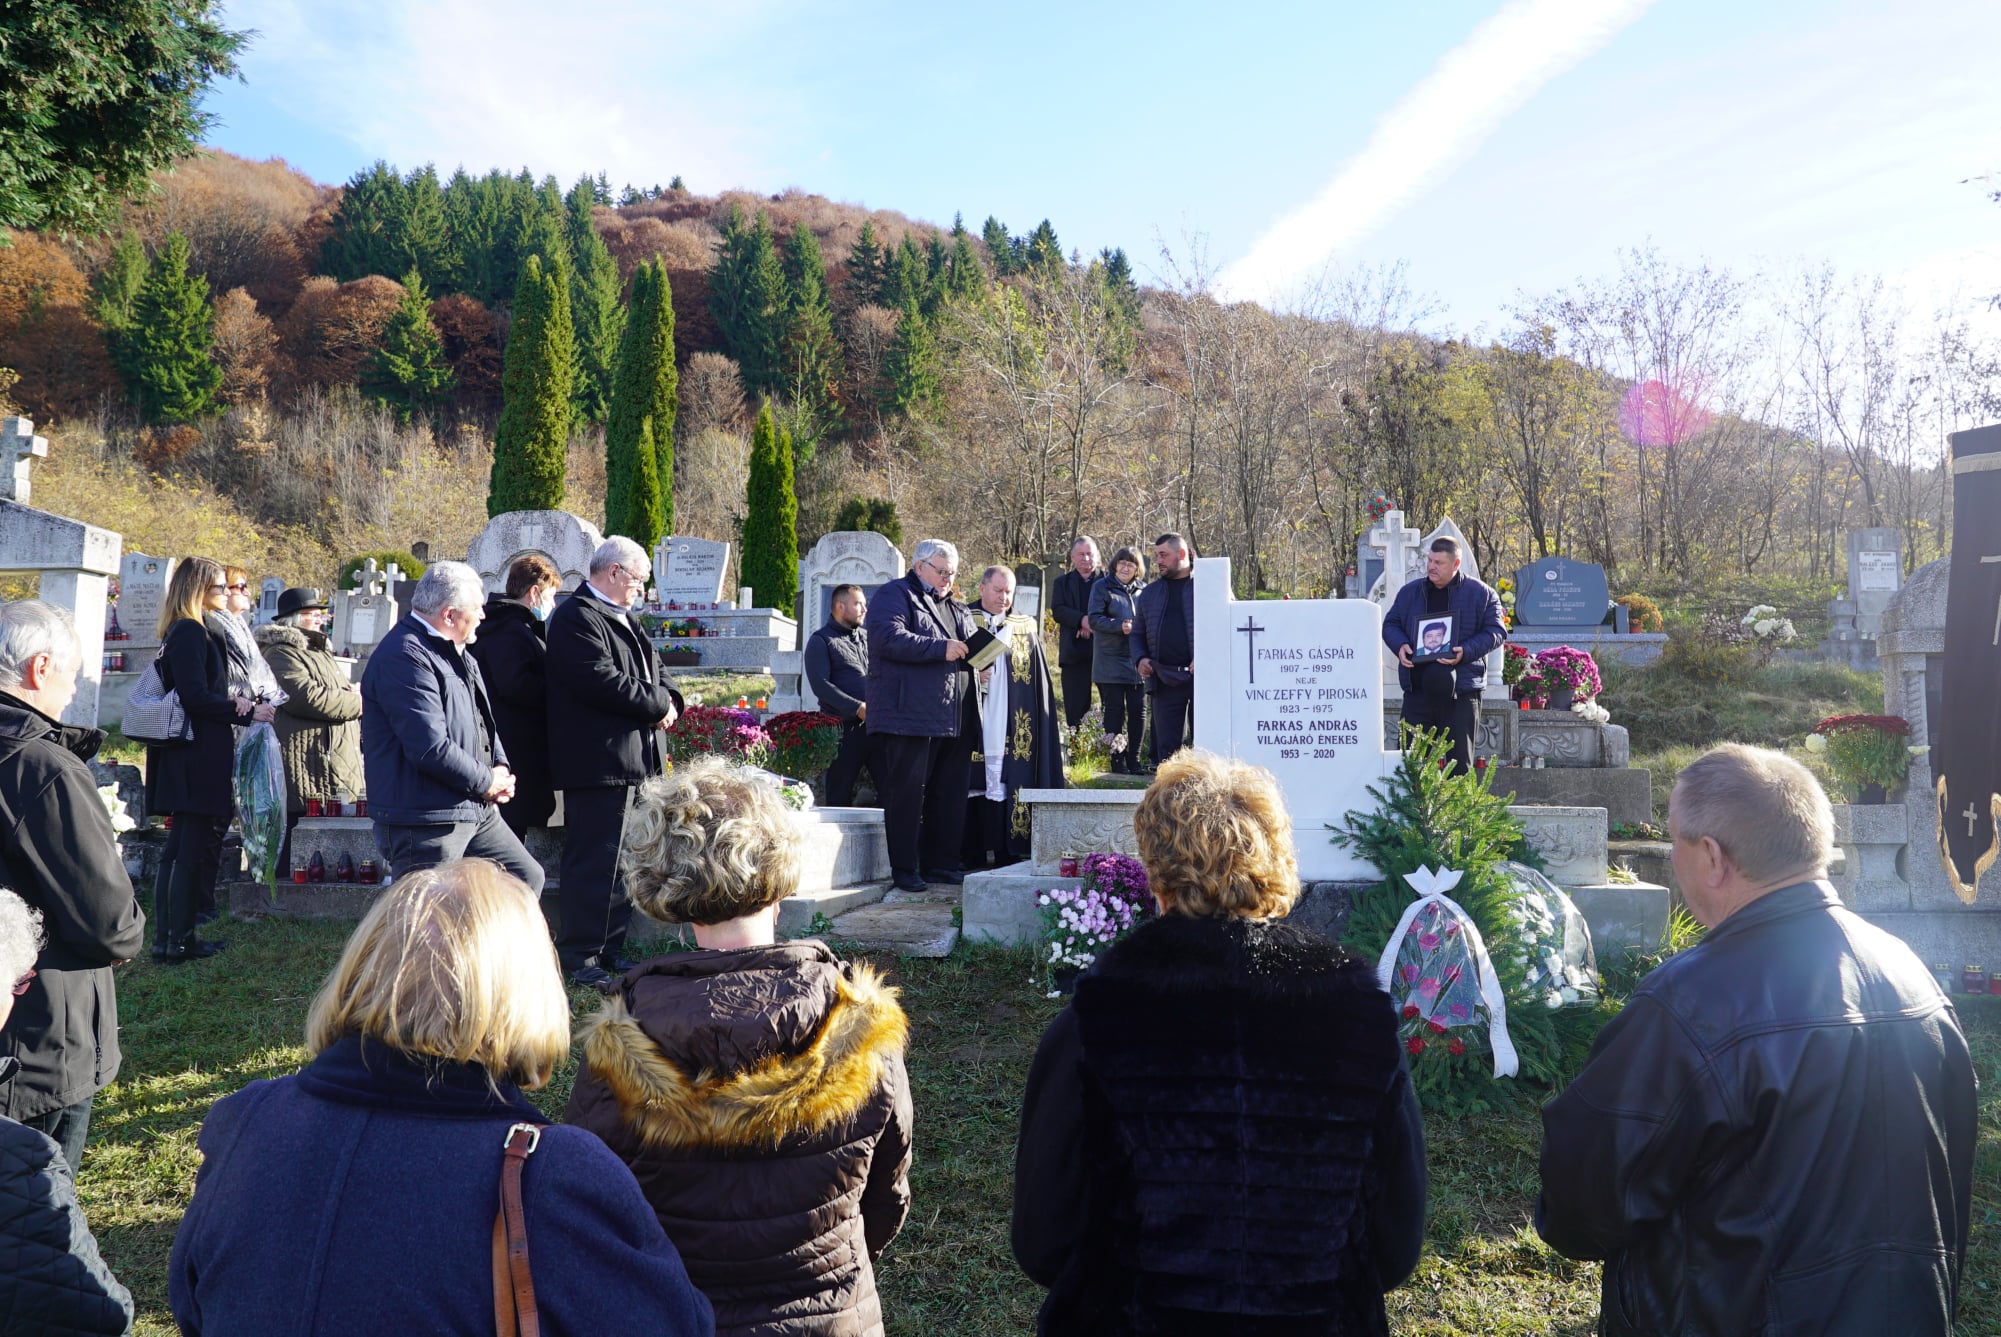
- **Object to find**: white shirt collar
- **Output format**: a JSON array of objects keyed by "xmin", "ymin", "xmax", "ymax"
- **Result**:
[{"xmin": 584, "ymin": 581, "xmax": 630, "ymax": 612}]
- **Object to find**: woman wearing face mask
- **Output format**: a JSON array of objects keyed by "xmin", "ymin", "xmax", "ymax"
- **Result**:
[
  {"xmin": 254, "ymin": 588, "xmax": 365, "ymax": 876},
  {"xmin": 468, "ymin": 555, "xmax": 560, "ymax": 840}
]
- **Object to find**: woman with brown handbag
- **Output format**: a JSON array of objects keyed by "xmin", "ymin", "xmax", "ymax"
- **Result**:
[{"xmin": 168, "ymin": 860, "xmax": 714, "ymax": 1336}]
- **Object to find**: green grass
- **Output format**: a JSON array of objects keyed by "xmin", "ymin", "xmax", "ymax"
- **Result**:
[
  {"xmin": 79, "ymin": 925, "xmax": 2001, "ymax": 1336},
  {"xmin": 1600, "ymin": 657, "xmax": 1880, "ymax": 756},
  {"xmin": 660, "ymin": 669, "xmax": 778, "ymax": 708}
]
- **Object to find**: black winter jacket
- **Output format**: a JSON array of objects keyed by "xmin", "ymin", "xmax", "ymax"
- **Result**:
[
  {"xmin": 467, "ymin": 598, "xmax": 555, "ymax": 827},
  {"xmin": 1129, "ymin": 576, "xmax": 1194, "ymax": 690},
  {"xmin": 1015, "ymin": 915, "xmax": 1426, "ymax": 1335},
  {"xmin": 358, "ymin": 616, "xmax": 504, "ymax": 825},
  {"xmin": 0, "ymin": 1065, "xmax": 133, "ymax": 1335},
  {"xmin": 863, "ymin": 571, "xmax": 973, "ymax": 737},
  {"xmin": 145, "ymin": 618, "xmax": 244, "ymax": 818},
  {"xmin": 1049, "ymin": 568, "xmax": 1100, "ymax": 668},
  {"xmin": 0, "ymin": 695, "xmax": 146, "ymax": 1123},
  {"xmin": 544, "ymin": 590, "xmax": 683, "ymax": 791},
  {"xmin": 1536, "ymin": 881, "xmax": 1978, "ymax": 1337},
  {"xmin": 804, "ymin": 620, "xmax": 869, "ymax": 722}
]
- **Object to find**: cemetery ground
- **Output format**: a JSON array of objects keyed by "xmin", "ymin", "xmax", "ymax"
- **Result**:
[{"xmin": 77, "ymin": 912, "xmax": 2001, "ymax": 1337}]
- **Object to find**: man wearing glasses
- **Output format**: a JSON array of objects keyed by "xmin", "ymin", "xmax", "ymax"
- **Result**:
[
  {"xmin": 0, "ymin": 601, "xmax": 146, "ymax": 1175},
  {"xmin": 864, "ymin": 538, "xmax": 976, "ymax": 892},
  {"xmin": 546, "ymin": 536, "xmax": 683, "ymax": 992}
]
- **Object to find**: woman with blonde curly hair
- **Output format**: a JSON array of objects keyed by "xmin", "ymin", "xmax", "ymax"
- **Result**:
[
  {"xmin": 1012, "ymin": 750, "xmax": 1426, "ymax": 1336},
  {"xmin": 567, "ymin": 757, "xmax": 914, "ymax": 1337}
]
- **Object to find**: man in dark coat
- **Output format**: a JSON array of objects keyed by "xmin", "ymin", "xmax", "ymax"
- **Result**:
[
  {"xmin": 467, "ymin": 555, "xmax": 561, "ymax": 839},
  {"xmin": 1130, "ymin": 533, "xmax": 1197, "ymax": 766},
  {"xmin": 1048, "ymin": 537, "xmax": 1101, "ymax": 729},
  {"xmin": 0, "ymin": 884, "xmax": 134, "ymax": 1333},
  {"xmin": 963, "ymin": 567, "xmax": 1066, "ymax": 869},
  {"xmin": 545, "ymin": 536, "xmax": 683, "ymax": 992},
  {"xmin": 803, "ymin": 583, "xmax": 873, "ymax": 806},
  {"xmin": 359, "ymin": 562, "xmax": 542, "ymax": 892},
  {"xmin": 0, "ymin": 601, "xmax": 146, "ymax": 1175},
  {"xmin": 1538, "ymin": 745, "xmax": 1978, "ymax": 1337},
  {"xmin": 1380, "ymin": 535, "xmax": 1506, "ymax": 774},
  {"xmin": 864, "ymin": 538, "xmax": 975, "ymax": 893}
]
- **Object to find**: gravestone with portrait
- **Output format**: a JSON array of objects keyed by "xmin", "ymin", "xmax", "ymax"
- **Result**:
[{"xmin": 114, "ymin": 553, "xmax": 176, "ymax": 650}]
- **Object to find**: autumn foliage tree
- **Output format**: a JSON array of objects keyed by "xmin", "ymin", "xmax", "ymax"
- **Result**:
[{"xmin": 488, "ymin": 253, "xmax": 572, "ymax": 515}]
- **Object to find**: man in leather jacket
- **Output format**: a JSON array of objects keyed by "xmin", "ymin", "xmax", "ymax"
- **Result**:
[{"xmin": 1536, "ymin": 744, "xmax": 1976, "ymax": 1337}]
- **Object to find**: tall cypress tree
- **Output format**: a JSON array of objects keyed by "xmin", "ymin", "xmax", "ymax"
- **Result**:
[
  {"xmin": 566, "ymin": 176, "xmax": 625, "ymax": 424},
  {"xmin": 488, "ymin": 253, "xmax": 573, "ymax": 516},
  {"xmin": 780, "ymin": 226, "xmax": 843, "ymax": 426},
  {"xmin": 844, "ymin": 220, "xmax": 884, "ymax": 309},
  {"xmin": 118, "ymin": 232, "xmax": 220, "ymax": 425},
  {"xmin": 709, "ymin": 206, "xmax": 784, "ymax": 395},
  {"xmin": 739, "ymin": 402, "xmax": 798, "ymax": 612},
  {"xmin": 363, "ymin": 269, "xmax": 456, "ymax": 423},
  {"xmin": 604, "ymin": 259, "xmax": 678, "ymax": 544}
]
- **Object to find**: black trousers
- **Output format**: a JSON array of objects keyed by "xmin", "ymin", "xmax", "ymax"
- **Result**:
[
  {"xmin": 372, "ymin": 806, "xmax": 546, "ymax": 893},
  {"xmin": 557, "ymin": 787, "xmax": 636, "ymax": 970},
  {"xmin": 1150, "ymin": 684, "xmax": 1194, "ymax": 765},
  {"xmin": 825, "ymin": 719, "xmax": 872, "ymax": 806},
  {"xmin": 870, "ymin": 732, "xmax": 972, "ymax": 878},
  {"xmin": 22, "ymin": 1097, "xmax": 91, "ymax": 1176},
  {"xmin": 1099, "ymin": 681, "xmax": 1145, "ymax": 769},
  {"xmin": 154, "ymin": 813, "xmax": 228, "ymax": 951},
  {"xmin": 1059, "ymin": 661, "xmax": 1095, "ymax": 729},
  {"xmin": 1400, "ymin": 692, "xmax": 1478, "ymax": 774}
]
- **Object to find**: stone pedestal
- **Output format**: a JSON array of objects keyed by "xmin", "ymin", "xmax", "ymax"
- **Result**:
[
  {"xmin": 1493, "ymin": 766, "xmax": 1653, "ymax": 827},
  {"xmin": 1023, "ymin": 789, "xmax": 1142, "ymax": 871},
  {"xmin": 0, "ymin": 498, "xmax": 121, "ymax": 728}
]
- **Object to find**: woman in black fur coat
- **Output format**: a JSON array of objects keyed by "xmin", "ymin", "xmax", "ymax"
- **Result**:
[{"xmin": 1012, "ymin": 750, "xmax": 1426, "ymax": 1336}]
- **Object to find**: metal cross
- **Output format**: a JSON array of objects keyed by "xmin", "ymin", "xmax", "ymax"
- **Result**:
[
  {"xmin": 1237, "ymin": 616, "xmax": 1265, "ymax": 683},
  {"xmin": 1, "ymin": 416, "xmax": 48, "ymax": 506},
  {"xmin": 1966, "ymin": 803, "xmax": 1981, "ymax": 839}
]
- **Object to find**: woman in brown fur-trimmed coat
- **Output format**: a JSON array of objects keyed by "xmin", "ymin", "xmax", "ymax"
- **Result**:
[{"xmin": 567, "ymin": 756, "xmax": 914, "ymax": 1337}]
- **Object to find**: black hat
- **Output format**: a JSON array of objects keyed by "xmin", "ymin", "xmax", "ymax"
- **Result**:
[{"xmin": 278, "ymin": 587, "xmax": 329, "ymax": 617}]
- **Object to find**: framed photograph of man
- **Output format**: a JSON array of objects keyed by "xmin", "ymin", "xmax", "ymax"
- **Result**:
[{"xmin": 1412, "ymin": 615, "xmax": 1453, "ymax": 664}]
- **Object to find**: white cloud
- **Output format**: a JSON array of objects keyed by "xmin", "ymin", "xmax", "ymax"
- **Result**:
[{"xmin": 1215, "ymin": 0, "xmax": 1659, "ymax": 305}]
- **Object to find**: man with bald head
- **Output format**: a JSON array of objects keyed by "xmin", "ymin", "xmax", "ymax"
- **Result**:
[{"xmin": 1536, "ymin": 744, "xmax": 1976, "ymax": 1336}]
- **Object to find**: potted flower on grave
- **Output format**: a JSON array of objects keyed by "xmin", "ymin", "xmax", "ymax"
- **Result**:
[
  {"xmin": 663, "ymin": 705, "xmax": 772, "ymax": 768},
  {"xmin": 1522, "ymin": 646, "xmax": 1601, "ymax": 712},
  {"xmin": 1806, "ymin": 714, "xmax": 1912, "ymax": 804},
  {"xmin": 764, "ymin": 710, "xmax": 844, "ymax": 783},
  {"xmin": 1037, "ymin": 852, "xmax": 1152, "ymax": 996},
  {"xmin": 1501, "ymin": 644, "xmax": 1534, "ymax": 700}
]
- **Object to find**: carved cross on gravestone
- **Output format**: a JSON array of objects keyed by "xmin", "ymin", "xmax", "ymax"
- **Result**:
[
  {"xmin": 1, "ymin": 415, "xmax": 49, "ymax": 506},
  {"xmin": 385, "ymin": 562, "xmax": 405, "ymax": 587},
  {"xmin": 1967, "ymin": 803, "xmax": 1981, "ymax": 839},
  {"xmin": 1237, "ymin": 615, "xmax": 1265, "ymax": 683},
  {"xmin": 356, "ymin": 559, "xmax": 387, "ymax": 597},
  {"xmin": 1366, "ymin": 510, "xmax": 1421, "ymax": 596}
]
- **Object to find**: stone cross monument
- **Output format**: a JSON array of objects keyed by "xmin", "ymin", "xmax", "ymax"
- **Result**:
[{"xmin": 2, "ymin": 416, "xmax": 49, "ymax": 505}]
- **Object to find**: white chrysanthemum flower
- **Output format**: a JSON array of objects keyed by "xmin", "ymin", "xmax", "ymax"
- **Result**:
[{"xmin": 1804, "ymin": 734, "xmax": 1828, "ymax": 754}]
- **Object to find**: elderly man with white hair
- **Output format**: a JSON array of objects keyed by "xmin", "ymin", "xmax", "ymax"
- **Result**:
[
  {"xmin": 0, "ymin": 601, "xmax": 146, "ymax": 1176},
  {"xmin": 545, "ymin": 535, "xmax": 683, "ymax": 992},
  {"xmin": 1536, "ymin": 743, "xmax": 1978, "ymax": 1337},
  {"xmin": 864, "ymin": 537, "xmax": 976, "ymax": 892},
  {"xmin": 358, "ymin": 561, "xmax": 543, "ymax": 891},
  {"xmin": 0, "ymin": 885, "xmax": 135, "ymax": 1330}
]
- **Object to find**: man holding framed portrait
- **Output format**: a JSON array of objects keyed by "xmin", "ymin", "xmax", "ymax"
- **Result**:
[{"xmin": 1381, "ymin": 537, "xmax": 1508, "ymax": 773}]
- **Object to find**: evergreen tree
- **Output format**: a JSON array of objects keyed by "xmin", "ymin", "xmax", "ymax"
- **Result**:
[
  {"xmin": 946, "ymin": 225, "xmax": 986, "ymax": 300},
  {"xmin": 1026, "ymin": 219, "xmax": 1064, "ymax": 274},
  {"xmin": 117, "ymin": 232, "xmax": 220, "ymax": 425},
  {"xmin": 363, "ymin": 269, "xmax": 456, "ymax": 423},
  {"xmin": 441, "ymin": 168, "xmax": 515, "ymax": 304},
  {"xmin": 89, "ymin": 231, "xmax": 149, "ymax": 334},
  {"xmin": 488, "ymin": 253, "xmax": 573, "ymax": 516},
  {"xmin": 980, "ymin": 216, "xmax": 1019, "ymax": 277},
  {"xmin": 566, "ymin": 176, "xmax": 625, "ymax": 424},
  {"xmin": 780, "ymin": 225, "xmax": 843, "ymax": 426},
  {"xmin": 399, "ymin": 164, "xmax": 453, "ymax": 289},
  {"xmin": 604, "ymin": 260, "xmax": 679, "ymax": 543},
  {"xmin": 880, "ymin": 235, "xmax": 927, "ymax": 313},
  {"xmin": 709, "ymin": 206, "xmax": 785, "ymax": 395},
  {"xmin": 880, "ymin": 300, "xmax": 937, "ymax": 416},
  {"xmin": 320, "ymin": 161, "xmax": 404, "ymax": 281},
  {"xmin": 739, "ymin": 403, "xmax": 799, "ymax": 612},
  {"xmin": 844, "ymin": 220, "xmax": 884, "ymax": 309},
  {"xmin": 832, "ymin": 496, "xmax": 903, "ymax": 545},
  {"xmin": 625, "ymin": 414, "xmax": 665, "ymax": 549},
  {"xmin": 1099, "ymin": 246, "xmax": 1141, "ymax": 324}
]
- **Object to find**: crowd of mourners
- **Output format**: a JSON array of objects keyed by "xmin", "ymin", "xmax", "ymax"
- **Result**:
[{"xmin": 0, "ymin": 547, "xmax": 1983, "ymax": 1334}]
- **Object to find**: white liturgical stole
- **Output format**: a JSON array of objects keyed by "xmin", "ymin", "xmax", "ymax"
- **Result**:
[{"xmin": 979, "ymin": 609, "xmax": 1012, "ymax": 800}]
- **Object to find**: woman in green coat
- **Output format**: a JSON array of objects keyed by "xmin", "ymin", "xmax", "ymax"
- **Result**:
[{"xmin": 252, "ymin": 588, "xmax": 364, "ymax": 875}]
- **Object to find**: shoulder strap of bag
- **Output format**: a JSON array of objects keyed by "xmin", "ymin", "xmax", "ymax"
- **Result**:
[{"xmin": 491, "ymin": 1122, "xmax": 541, "ymax": 1337}]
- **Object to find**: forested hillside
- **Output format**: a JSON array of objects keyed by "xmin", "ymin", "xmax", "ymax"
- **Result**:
[{"xmin": 2, "ymin": 149, "xmax": 1990, "ymax": 624}]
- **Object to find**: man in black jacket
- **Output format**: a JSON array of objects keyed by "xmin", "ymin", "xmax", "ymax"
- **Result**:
[
  {"xmin": 1130, "ymin": 533, "xmax": 1196, "ymax": 766},
  {"xmin": 1048, "ymin": 537, "xmax": 1101, "ymax": 729},
  {"xmin": 803, "ymin": 584, "xmax": 872, "ymax": 806},
  {"xmin": 1537, "ymin": 744, "xmax": 1977, "ymax": 1337},
  {"xmin": 468, "ymin": 554, "xmax": 561, "ymax": 838},
  {"xmin": 0, "ymin": 601, "xmax": 146, "ymax": 1174},
  {"xmin": 545, "ymin": 537, "xmax": 683, "ymax": 991}
]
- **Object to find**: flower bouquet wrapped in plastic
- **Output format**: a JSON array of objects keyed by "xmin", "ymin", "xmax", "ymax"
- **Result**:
[
  {"xmin": 1376, "ymin": 866, "xmax": 1518, "ymax": 1076},
  {"xmin": 1499, "ymin": 861, "xmax": 1600, "ymax": 1008},
  {"xmin": 234, "ymin": 721, "xmax": 287, "ymax": 893}
]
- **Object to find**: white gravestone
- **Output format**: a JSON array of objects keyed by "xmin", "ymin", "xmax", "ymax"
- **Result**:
[
  {"xmin": 1, "ymin": 416, "xmax": 49, "ymax": 506},
  {"xmin": 652, "ymin": 537, "xmax": 731, "ymax": 605},
  {"xmin": 799, "ymin": 531, "xmax": 906, "ymax": 631},
  {"xmin": 257, "ymin": 576, "xmax": 285, "ymax": 626},
  {"xmin": 1192, "ymin": 556, "xmax": 1397, "ymax": 881},
  {"xmin": 465, "ymin": 510, "xmax": 605, "ymax": 595},
  {"xmin": 331, "ymin": 560, "xmax": 399, "ymax": 660},
  {"xmin": 115, "ymin": 553, "xmax": 176, "ymax": 647}
]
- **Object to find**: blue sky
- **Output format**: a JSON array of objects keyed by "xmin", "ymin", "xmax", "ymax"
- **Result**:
[{"xmin": 200, "ymin": 0, "xmax": 2001, "ymax": 333}]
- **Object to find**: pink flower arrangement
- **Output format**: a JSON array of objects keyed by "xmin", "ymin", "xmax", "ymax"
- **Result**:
[{"xmin": 1520, "ymin": 645, "xmax": 1602, "ymax": 706}]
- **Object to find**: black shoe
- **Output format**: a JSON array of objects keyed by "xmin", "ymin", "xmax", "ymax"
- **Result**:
[
  {"xmin": 891, "ymin": 874, "xmax": 928, "ymax": 893},
  {"xmin": 153, "ymin": 938, "xmax": 225, "ymax": 964},
  {"xmin": 920, "ymin": 868, "xmax": 966, "ymax": 886},
  {"xmin": 609, "ymin": 956, "xmax": 641, "ymax": 974},
  {"xmin": 568, "ymin": 965, "xmax": 619, "ymax": 995}
]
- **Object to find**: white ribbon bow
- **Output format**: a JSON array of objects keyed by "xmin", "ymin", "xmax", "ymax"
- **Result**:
[{"xmin": 1375, "ymin": 865, "xmax": 1519, "ymax": 1079}]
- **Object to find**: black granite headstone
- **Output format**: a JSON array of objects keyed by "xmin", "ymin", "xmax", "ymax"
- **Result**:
[{"xmin": 1513, "ymin": 557, "xmax": 1611, "ymax": 627}]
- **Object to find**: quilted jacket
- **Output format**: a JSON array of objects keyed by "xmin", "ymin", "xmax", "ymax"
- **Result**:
[{"xmin": 0, "ymin": 1061, "xmax": 134, "ymax": 1335}]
